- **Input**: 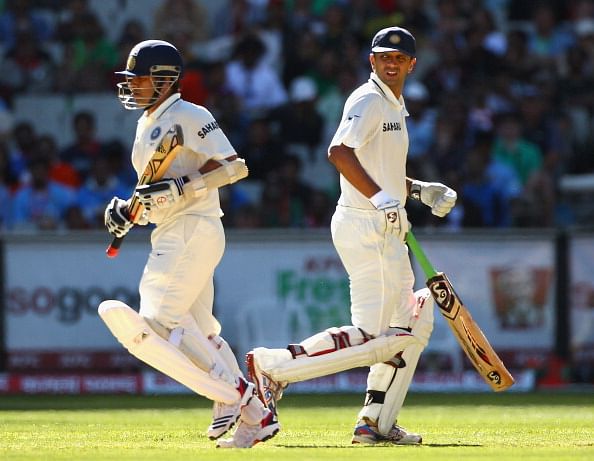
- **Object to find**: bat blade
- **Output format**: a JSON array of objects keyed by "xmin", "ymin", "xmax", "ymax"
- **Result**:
[
  {"xmin": 427, "ymin": 272, "xmax": 515, "ymax": 391},
  {"xmin": 106, "ymin": 124, "xmax": 184, "ymax": 258}
]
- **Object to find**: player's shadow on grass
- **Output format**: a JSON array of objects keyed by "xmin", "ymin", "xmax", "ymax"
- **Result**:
[{"xmin": 278, "ymin": 443, "xmax": 482, "ymax": 448}]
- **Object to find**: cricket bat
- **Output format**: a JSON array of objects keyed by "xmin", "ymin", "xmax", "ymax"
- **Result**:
[
  {"xmin": 106, "ymin": 124, "xmax": 184, "ymax": 258},
  {"xmin": 406, "ymin": 231, "xmax": 515, "ymax": 391}
]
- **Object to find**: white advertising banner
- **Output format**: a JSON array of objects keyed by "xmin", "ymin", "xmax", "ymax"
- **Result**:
[
  {"xmin": 4, "ymin": 232, "xmax": 557, "ymax": 373},
  {"xmin": 217, "ymin": 235, "xmax": 556, "ymax": 368},
  {"xmin": 5, "ymin": 236, "xmax": 148, "ymax": 350}
]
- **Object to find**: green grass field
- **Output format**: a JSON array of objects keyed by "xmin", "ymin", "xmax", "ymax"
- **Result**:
[{"xmin": 1, "ymin": 392, "xmax": 593, "ymax": 461}]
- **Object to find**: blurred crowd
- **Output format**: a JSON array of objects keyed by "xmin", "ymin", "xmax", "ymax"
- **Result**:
[{"xmin": 1, "ymin": 0, "xmax": 594, "ymax": 232}]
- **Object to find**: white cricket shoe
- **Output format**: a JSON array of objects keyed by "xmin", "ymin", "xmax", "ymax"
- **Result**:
[
  {"xmin": 206, "ymin": 377, "xmax": 255, "ymax": 440},
  {"xmin": 246, "ymin": 350, "xmax": 286, "ymax": 416},
  {"xmin": 216, "ymin": 409, "xmax": 280, "ymax": 448},
  {"xmin": 352, "ymin": 417, "xmax": 422, "ymax": 445}
]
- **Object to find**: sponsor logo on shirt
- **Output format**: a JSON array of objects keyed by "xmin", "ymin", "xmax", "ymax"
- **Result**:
[
  {"xmin": 382, "ymin": 121, "xmax": 401, "ymax": 132},
  {"xmin": 197, "ymin": 120, "xmax": 220, "ymax": 139}
]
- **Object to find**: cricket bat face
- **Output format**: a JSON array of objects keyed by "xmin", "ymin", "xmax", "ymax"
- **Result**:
[
  {"xmin": 427, "ymin": 272, "xmax": 515, "ymax": 391},
  {"xmin": 106, "ymin": 124, "xmax": 184, "ymax": 258},
  {"xmin": 127, "ymin": 124, "xmax": 184, "ymax": 223}
]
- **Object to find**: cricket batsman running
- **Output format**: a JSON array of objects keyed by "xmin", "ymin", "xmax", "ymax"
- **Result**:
[
  {"xmin": 98, "ymin": 40, "xmax": 279, "ymax": 448},
  {"xmin": 247, "ymin": 27, "xmax": 457, "ymax": 444}
]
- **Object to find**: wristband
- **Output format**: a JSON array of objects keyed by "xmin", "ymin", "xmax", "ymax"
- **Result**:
[
  {"xmin": 409, "ymin": 181, "xmax": 422, "ymax": 201},
  {"xmin": 369, "ymin": 190, "xmax": 394, "ymax": 209}
]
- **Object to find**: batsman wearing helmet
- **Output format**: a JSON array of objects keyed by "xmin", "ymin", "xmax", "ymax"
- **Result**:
[
  {"xmin": 99, "ymin": 40, "xmax": 279, "ymax": 448},
  {"xmin": 247, "ymin": 27, "xmax": 457, "ymax": 444}
]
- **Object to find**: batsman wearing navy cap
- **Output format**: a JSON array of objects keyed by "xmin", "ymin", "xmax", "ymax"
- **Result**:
[
  {"xmin": 99, "ymin": 39, "xmax": 279, "ymax": 448},
  {"xmin": 246, "ymin": 26, "xmax": 457, "ymax": 444}
]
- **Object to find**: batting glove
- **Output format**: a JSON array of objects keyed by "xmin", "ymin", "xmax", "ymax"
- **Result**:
[
  {"xmin": 135, "ymin": 177, "xmax": 186, "ymax": 211},
  {"xmin": 370, "ymin": 191, "xmax": 409, "ymax": 242},
  {"xmin": 104, "ymin": 196, "xmax": 133, "ymax": 238},
  {"xmin": 410, "ymin": 180, "xmax": 457, "ymax": 217}
]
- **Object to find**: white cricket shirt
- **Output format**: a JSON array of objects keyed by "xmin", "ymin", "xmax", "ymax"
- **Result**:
[
  {"xmin": 131, "ymin": 93, "xmax": 236, "ymax": 223},
  {"xmin": 329, "ymin": 72, "xmax": 410, "ymax": 209}
]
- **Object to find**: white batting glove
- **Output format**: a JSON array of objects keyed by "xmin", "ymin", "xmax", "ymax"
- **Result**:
[
  {"xmin": 410, "ymin": 180, "xmax": 457, "ymax": 217},
  {"xmin": 370, "ymin": 190, "xmax": 409, "ymax": 242},
  {"xmin": 135, "ymin": 177, "xmax": 186, "ymax": 211},
  {"xmin": 104, "ymin": 196, "xmax": 133, "ymax": 238}
]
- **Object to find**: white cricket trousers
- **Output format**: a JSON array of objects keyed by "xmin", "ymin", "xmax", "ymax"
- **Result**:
[
  {"xmin": 330, "ymin": 205, "xmax": 416, "ymax": 337},
  {"xmin": 139, "ymin": 214, "xmax": 225, "ymax": 336}
]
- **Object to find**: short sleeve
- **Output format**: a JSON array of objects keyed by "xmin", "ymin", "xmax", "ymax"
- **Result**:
[
  {"xmin": 183, "ymin": 106, "xmax": 236, "ymax": 160},
  {"xmin": 330, "ymin": 94, "xmax": 382, "ymax": 150}
]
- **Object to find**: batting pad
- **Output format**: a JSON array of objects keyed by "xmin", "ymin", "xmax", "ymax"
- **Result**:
[
  {"xmin": 256, "ymin": 330, "xmax": 418, "ymax": 383},
  {"xmin": 98, "ymin": 300, "xmax": 239, "ymax": 404},
  {"xmin": 377, "ymin": 343, "xmax": 424, "ymax": 434}
]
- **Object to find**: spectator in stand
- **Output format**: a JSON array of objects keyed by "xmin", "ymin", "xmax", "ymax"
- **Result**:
[
  {"xmin": 240, "ymin": 116, "xmax": 285, "ymax": 181},
  {"xmin": 282, "ymin": 29, "xmax": 321, "ymax": 87},
  {"xmin": 152, "ymin": 0, "xmax": 210, "ymax": 44},
  {"xmin": 492, "ymin": 111, "xmax": 543, "ymax": 186},
  {"xmin": 202, "ymin": 60, "xmax": 243, "ymax": 145},
  {"xmin": 403, "ymin": 80, "xmax": 437, "ymax": 177},
  {"xmin": 225, "ymin": 32, "xmax": 288, "ymax": 119},
  {"xmin": 260, "ymin": 154, "xmax": 312, "ymax": 227},
  {"xmin": 60, "ymin": 111, "xmax": 103, "ymax": 181},
  {"xmin": 7, "ymin": 120, "xmax": 36, "ymax": 184},
  {"xmin": 0, "ymin": 30, "xmax": 56, "ymax": 100},
  {"xmin": 308, "ymin": 49, "xmax": 340, "ymax": 98},
  {"xmin": 526, "ymin": 4, "xmax": 575, "ymax": 69},
  {"xmin": 271, "ymin": 76, "xmax": 323, "ymax": 163},
  {"xmin": 501, "ymin": 29, "xmax": 540, "ymax": 83},
  {"xmin": 0, "ymin": 143, "xmax": 14, "ymax": 230},
  {"xmin": 317, "ymin": 3, "xmax": 351, "ymax": 54},
  {"xmin": 54, "ymin": 0, "xmax": 92, "ymax": 43},
  {"xmin": 77, "ymin": 156, "xmax": 129, "ymax": 228},
  {"xmin": 460, "ymin": 132, "xmax": 520, "ymax": 227},
  {"xmin": 304, "ymin": 189, "xmax": 333, "ymax": 228},
  {"xmin": 37, "ymin": 134, "xmax": 81, "ymax": 188},
  {"xmin": 57, "ymin": 12, "xmax": 118, "ymax": 92},
  {"xmin": 0, "ymin": 0, "xmax": 52, "ymax": 49},
  {"xmin": 101, "ymin": 139, "xmax": 136, "ymax": 192},
  {"xmin": 9, "ymin": 155, "xmax": 77, "ymax": 231}
]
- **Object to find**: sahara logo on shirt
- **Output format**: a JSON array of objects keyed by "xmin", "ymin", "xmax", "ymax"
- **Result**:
[
  {"xmin": 197, "ymin": 120, "xmax": 220, "ymax": 139},
  {"xmin": 383, "ymin": 121, "xmax": 401, "ymax": 132}
]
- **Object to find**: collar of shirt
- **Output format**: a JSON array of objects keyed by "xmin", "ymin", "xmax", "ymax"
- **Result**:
[
  {"xmin": 144, "ymin": 93, "xmax": 182, "ymax": 121},
  {"xmin": 369, "ymin": 72, "xmax": 409, "ymax": 116}
]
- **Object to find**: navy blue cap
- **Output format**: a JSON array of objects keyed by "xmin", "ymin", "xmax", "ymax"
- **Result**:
[
  {"xmin": 371, "ymin": 27, "xmax": 416, "ymax": 57},
  {"xmin": 116, "ymin": 40, "xmax": 183, "ymax": 77}
]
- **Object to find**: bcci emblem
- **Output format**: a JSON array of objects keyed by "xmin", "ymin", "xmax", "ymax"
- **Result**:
[
  {"xmin": 127, "ymin": 55, "xmax": 136, "ymax": 72},
  {"xmin": 150, "ymin": 126, "xmax": 161, "ymax": 140},
  {"xmin": 389, "ymin": 34, "xmax": 401, "ymax": 44}
]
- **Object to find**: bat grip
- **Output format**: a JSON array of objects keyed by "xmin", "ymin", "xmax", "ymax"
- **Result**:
[
  {"xmin": 405, "ymin": 231, "xmax": 438, "ymax": 279},
  {"xmin": 106, "ymin": 236, "xmax": 123, "ymax": 258}
]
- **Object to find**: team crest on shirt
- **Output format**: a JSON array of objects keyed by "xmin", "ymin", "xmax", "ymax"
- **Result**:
[
  {"xmin": 150, "ymin": 126, "xmax": 162, "ymax": 140},
  {"xmin": 383, "ymin": 121, "xmax": 401, "ymax": 132}
]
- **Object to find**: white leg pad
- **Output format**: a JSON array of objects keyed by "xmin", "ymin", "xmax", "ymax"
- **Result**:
[
  {"xmin": 210, "ymin": 334, "xmax": 243, "ymax": 377},
  {"xmin": 410, "ymin": 288, "xmax": 434, "ymax": 347},
  {"xmin": 256, "ymin": 329, "xmax": 417, "ymax": 383},
  {"xmin": 358, "ymin": 289, "xmax": 434, "ymax": 432},
  {"xmin": 377, "ymin": 343, "xmax": 424, "ymax": 434},
  {"xmin": 98, "ymin": 300, "xmax": 239, "ymax": 404}
]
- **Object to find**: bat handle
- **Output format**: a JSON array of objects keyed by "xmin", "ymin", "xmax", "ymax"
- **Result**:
[
  {"xmin": 406, "ymin": 231, "xmax": 438, "ymax": 279},
  {"xmin": 106, "ymin": 236, "xmax": 124, "ymax": 258}
]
